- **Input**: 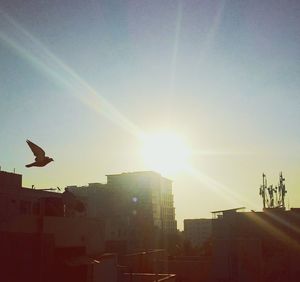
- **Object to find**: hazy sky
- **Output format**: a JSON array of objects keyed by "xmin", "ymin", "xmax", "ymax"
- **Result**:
[{"xmin": 1, "ymin": 0, "xmax": 299, "ymax": 228}]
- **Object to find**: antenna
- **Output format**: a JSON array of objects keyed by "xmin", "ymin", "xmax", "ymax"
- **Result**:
[
  {"xmin": 259, "ymin": 172, "xmax": 287, "ymax": 210},
  {"xmin": 278, "ymin": 172, "xmax": 287, "ymax": 209},
  {"xmin": 259, "ymin": 173, "xmax": 267, "ymax": 209}
]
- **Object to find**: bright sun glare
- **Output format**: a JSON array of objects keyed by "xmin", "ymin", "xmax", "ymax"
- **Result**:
[{"xmin": 140, "ymin": 132, "xmax": 191, "ymax": 176}]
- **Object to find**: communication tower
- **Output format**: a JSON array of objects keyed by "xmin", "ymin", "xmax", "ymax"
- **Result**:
[{"xmin": 259, "ymin": 172, "xmax": 287, "ymax": 210}]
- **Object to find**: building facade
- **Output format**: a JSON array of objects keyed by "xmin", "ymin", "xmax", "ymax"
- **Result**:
[
  {"xmin": 184, "ymin": 219, "xmax": 212, "ymax": 248},
  {"xmin": 0, "ymin": 170, "xmax": 106, "ymax": 282},
  {"xmin": 67, "ymin": 171, "xmax": 177, "ymax": 252},
  {"xmin": 106, "ymin": 171, "xmax": 177, "ymax": 234},
  {"xmin": 211, "ymin": 207, "xmax": 300, "ymax": 282},
  {"xmin": 0, "ymin": 170, "xmax": 179, "ymax": 282},
  {"xmin": 0, "ymin": 171, "xmax": 64, "ymax": 221}
]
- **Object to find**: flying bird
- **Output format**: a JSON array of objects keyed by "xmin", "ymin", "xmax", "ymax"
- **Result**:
[{"xmin": 26, "ymin": 139, "xmax": 54, "ymax": 168}]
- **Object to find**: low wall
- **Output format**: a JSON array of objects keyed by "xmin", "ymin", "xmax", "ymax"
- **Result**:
[{"xmin": 122, "ymin": 273, "xmax": 176, "ymax": 282}]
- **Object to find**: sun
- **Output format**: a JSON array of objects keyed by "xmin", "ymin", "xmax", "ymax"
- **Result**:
[{"xmin": 140, "ymin": 132, "xmax": 191, "ymax": 176}]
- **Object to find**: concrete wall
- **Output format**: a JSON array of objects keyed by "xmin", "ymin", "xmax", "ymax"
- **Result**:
[
  {"xmin": 119, "ymin": 250, "xmax": 168, "ymax": 274},
  {"xmin": 168, "ymin": 257, "xmax": 211, "ymax": 282},
  {"xmin": 184, "ymin": 219, "xmax": 212, "ymax": 248},
  {"xmin": 212, "ymin": 239, "xmax": 262, "ymax": 282},
  {"xmin": 0, "ymin": 185, "xmax": 63, "ymax": 220},
  {"xmin": 2, "ymin": 215, "xmax": 105, "ymax": 255},
  {"xmin": 211, "ymin": 209, "xmax": 300, "ymax": 282},
  {"xmin": 122, "ymin": 273, "xmax": 176, "ymax": 282},
  {"xmin": 0, "ymin": 231, "xmax": 55, "ymax": 282},
  {"xmin": 93, "ymin": 255, "xmax": 118, "ymax": 282}
]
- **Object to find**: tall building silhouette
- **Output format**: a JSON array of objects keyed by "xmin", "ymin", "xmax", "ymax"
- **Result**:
[{"xmin": 67, "ymin": 171, "xmax": 177, "ymax": 252}]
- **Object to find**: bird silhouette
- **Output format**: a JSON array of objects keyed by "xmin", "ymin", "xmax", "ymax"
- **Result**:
[{"xmin": 25, "ymin": 139, "xmax": 54, "ymax": 168}]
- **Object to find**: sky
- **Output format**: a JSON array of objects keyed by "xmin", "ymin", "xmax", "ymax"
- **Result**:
[{"xmin": 0, "ymin": 0, "xmax": 299, "ymax": 229}]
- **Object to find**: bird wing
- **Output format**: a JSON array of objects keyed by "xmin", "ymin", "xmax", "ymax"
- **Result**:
[{"xmin": 26, "ymin": 140, "xmax": 45, "ymax": 160}]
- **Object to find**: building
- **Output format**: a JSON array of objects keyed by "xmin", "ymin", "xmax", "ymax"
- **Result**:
[
  {"xmin": 184, "ymin": 219, "xmax": 212, "ymax": 248},
  {"xmin": 67, "ymin": 171, "xmax": 177, "ymax": 252},
  {"xmin": 106, "ymin": 172, "xmax": 177, "ymax": 235},
  {"xmin": 211, "ymin": 207, "xmax": 300, "ymax": 282},
  {"xmin": 0, "ymin": 170, "xmax": 64, "ymax": 220},
  {"xmin": 0, "ymin": 170, "xmax": 106, "ymax": 282},
  {"xmin": 167, "ymin": 256, "xmax": 212, "ymax": 282},
  {"xmin": 0, "ymin": 170, "xmax": 179, "ymax": 282}
]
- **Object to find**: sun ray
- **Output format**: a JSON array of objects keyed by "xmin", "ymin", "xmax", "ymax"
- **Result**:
[
  {"xmin": 197, "ymin": 1, "xmax": 226, "ymax": 63},
  {"xmin": 0, "ymin": 10, "xmax": 141, "ymax": 137},
  {"xmin": 186, "ymin": 165, "xmax": 260, "ymax": 210},
  {"xmin": 169, "ymin": 0, "xmax": 183, "ymax": 94},
  {"xmin": 245, "ymin": 212, "xmax": 300, "ymax": 251}
]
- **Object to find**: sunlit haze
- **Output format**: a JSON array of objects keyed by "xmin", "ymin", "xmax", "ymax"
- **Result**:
[
  {"xmin": 0, "ymin": 0, "xmax": 300, "ymax": 229},
  {"xmin": 140, "ymin": 132, "xmax": 191, "ymax": 176}
]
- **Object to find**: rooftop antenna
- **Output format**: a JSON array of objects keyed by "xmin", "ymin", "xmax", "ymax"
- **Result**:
[
  {"xmin": 259, "ymin": 172, "xmax": 287, "ymax": 210},
  {"xmin": 259, "ymin": 173, "xmax": 267, "ymax": 209},
  {"xmin": 278, "ymin": 172, "xmax": 287, "ymax": 209},
  {"xmin": 267, "ymin": 185, "xmax": 275, "ymax": 208}
]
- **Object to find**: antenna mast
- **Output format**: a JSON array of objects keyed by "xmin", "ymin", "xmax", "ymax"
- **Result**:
[
  {"xmin": 278, "ymin": 172, "xmax": 287, "ymax": 209},
  {"xmin": 259, "ymin": 172, "xmax": 287, "ymax": 210},
  {"xmin": 259, "ymin": 173, "xmax": 267, "ymax": 209}
]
